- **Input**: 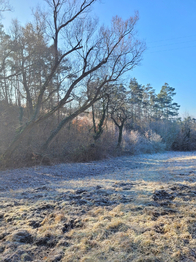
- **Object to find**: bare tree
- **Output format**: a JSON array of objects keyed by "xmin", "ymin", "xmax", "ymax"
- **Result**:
[
  {"xmin": 0, "ymin": 0, "xmax": 11, "ymax": 13},
  {"xmin": 109, "ymin": 85, "xmax": 131, "ymax": 147},
  {"xmin": 1, "ymin": 0, "xmax": 145, "ymax": 162}
]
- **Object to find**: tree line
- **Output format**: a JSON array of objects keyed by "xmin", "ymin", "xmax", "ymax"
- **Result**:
[
  {"xmin": 90, "ymin": 78, "xmax": 180, "ymax": 147},
  {"xmin": 0, "ymin": 0, "xmax": 145, "ymax": 163},
  {"xmin": 0, "ymin": 0, "xmax": 195, "ymax": 168}
]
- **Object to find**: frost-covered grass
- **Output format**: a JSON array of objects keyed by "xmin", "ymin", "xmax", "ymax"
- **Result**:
[
  {"xmin": 61, "ymin": 202, "xmax": 196, "ymax": 262},
  {"xmin": 0, "ymin": 151, "xmax": 196, "ymax": 261}
]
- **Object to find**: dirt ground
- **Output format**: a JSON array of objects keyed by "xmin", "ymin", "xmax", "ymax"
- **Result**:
[{"xmin": 0, "ymin": 151, "xmax": 196, "ymax": 262}]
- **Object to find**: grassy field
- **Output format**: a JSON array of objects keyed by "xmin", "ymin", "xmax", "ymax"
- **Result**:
[{"xmin": 0, "ymin": 152, "xmax": 196, "ymax": 261}]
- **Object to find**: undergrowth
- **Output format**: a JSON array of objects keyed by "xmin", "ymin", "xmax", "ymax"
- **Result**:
[{"xmin": 1, "ymin": 103, "xmax": 196, "ymax": 169}]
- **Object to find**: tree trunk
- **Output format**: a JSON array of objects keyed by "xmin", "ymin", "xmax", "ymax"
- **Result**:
[
  {"xmin": 92, "ymin": 104, "xmax": 97, "ymax": 133},
  {"xmin": 111, "ymin": 115, "xmax": 124, "ymax": 147},
  {"xmin": 93, "ymin": 102, "xmax": 106, "ymax": 141},
  {"xmin": 117, "ymin": 124, "xmax": 124, "ymax": 147},
  {"xmin": 41, "ymin": 98, "xmax": 101, "ymax": 151}
]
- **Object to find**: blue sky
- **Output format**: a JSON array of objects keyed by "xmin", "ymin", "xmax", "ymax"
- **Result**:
[{"xmin": 2, "ymin": 0, "xmax": 196, "ymax": 117}]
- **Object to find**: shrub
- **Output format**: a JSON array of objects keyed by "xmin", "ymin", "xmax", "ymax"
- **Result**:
[
  {"xmin": 172, "ymin": 118, "xmax": 196, "ymax": 151},
  {"xmin": 149, "ymin": 120, "xmax": 180, "ymax": 150},
  {"xmin": 123, "ymin": 130, "xmax": 166, "ymax": 154}
]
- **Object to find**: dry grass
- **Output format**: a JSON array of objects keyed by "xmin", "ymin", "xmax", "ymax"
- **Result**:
[
  {"xmin": 57, "ymin": 202, "xmax": 196, "ymax": 262},
  {"xmin": 2, "ymin": 185, "xmax": 196, "ymax": 261},
  {"xmin": 1, "ymin": 152, "xmax": 196, "ymax": 261}
]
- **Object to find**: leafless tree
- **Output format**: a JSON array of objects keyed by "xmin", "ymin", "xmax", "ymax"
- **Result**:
[
  {"xmin": 1, "ymin": 0, "xmax": 145, "ymax": 161},
  {"xmin": 109, "ymin": 85, "xmax": 132, "ymax": 147},
  {"xmin": 0, "ymin": 0, "xmax": 11, "ymax": 13}
]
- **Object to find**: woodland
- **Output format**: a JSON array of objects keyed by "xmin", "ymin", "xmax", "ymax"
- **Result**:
[{"xmin": 0, "ymin": 0, "xmax": 195, "ymax": 168}]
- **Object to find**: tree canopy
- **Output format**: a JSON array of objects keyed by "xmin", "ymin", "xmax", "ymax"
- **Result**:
[{"xmin": 0, "ymin": 0, "xmax": 145, "ymax": 161}]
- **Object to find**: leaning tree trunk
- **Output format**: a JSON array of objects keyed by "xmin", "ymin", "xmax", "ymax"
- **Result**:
[
  {"xmin": 92, "ymin": 102, "xmax": 106, "ymax": 141},
  {"xmin": 41, "ymin": 97, "xmax": 101, "ymax": 151}
]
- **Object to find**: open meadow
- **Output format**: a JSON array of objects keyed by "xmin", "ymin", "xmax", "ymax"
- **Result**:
[{"xmin": 0, "ymin": 151, "xmax": 196, "ymax": 262}]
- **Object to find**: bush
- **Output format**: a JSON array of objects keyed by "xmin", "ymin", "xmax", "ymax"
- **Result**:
[
  {"xmin": 149, "ymin": 120, "xmax": 180, "ymax": 150},
  {"xmin": 172, "ymin": 118, "xmax": 196, "ymax": 151},
  {"xmin": 0, "ymin": 111, "xmax": 119, "ymax": 168},
  {"xmin": 122, "ymin": 130, "xmax": 166, "ymax": 154}
]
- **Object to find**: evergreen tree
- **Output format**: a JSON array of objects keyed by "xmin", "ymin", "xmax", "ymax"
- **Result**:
[
  {"xmin": 157, "ymin": 83, "xmax": 180, "ymax": 120},
  {"xmin": 128, "ymin": 78, "xmax": 143, "ymax": 128},
  {"xmin": 142, "ymin": 83, "xmax": 155, "ymax": 121}
]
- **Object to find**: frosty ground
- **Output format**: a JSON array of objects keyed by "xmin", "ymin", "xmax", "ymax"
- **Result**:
[{"xmin": 0, "ymin": 151, "xmax": 196, "ymax": 261}]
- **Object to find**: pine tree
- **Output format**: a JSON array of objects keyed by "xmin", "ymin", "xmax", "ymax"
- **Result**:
[
  {"xmin": 156, "ymin": 83, "xmax": 180, "ymax": 120},
  {"xmin": 128, "ymin": 78, "xmax": 143, "ymax": 128}
]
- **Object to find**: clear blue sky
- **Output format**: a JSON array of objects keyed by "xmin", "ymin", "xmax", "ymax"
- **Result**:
[{"xmin": 2, "ymin": 0, "xmax": 196, "ymax": 117}]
